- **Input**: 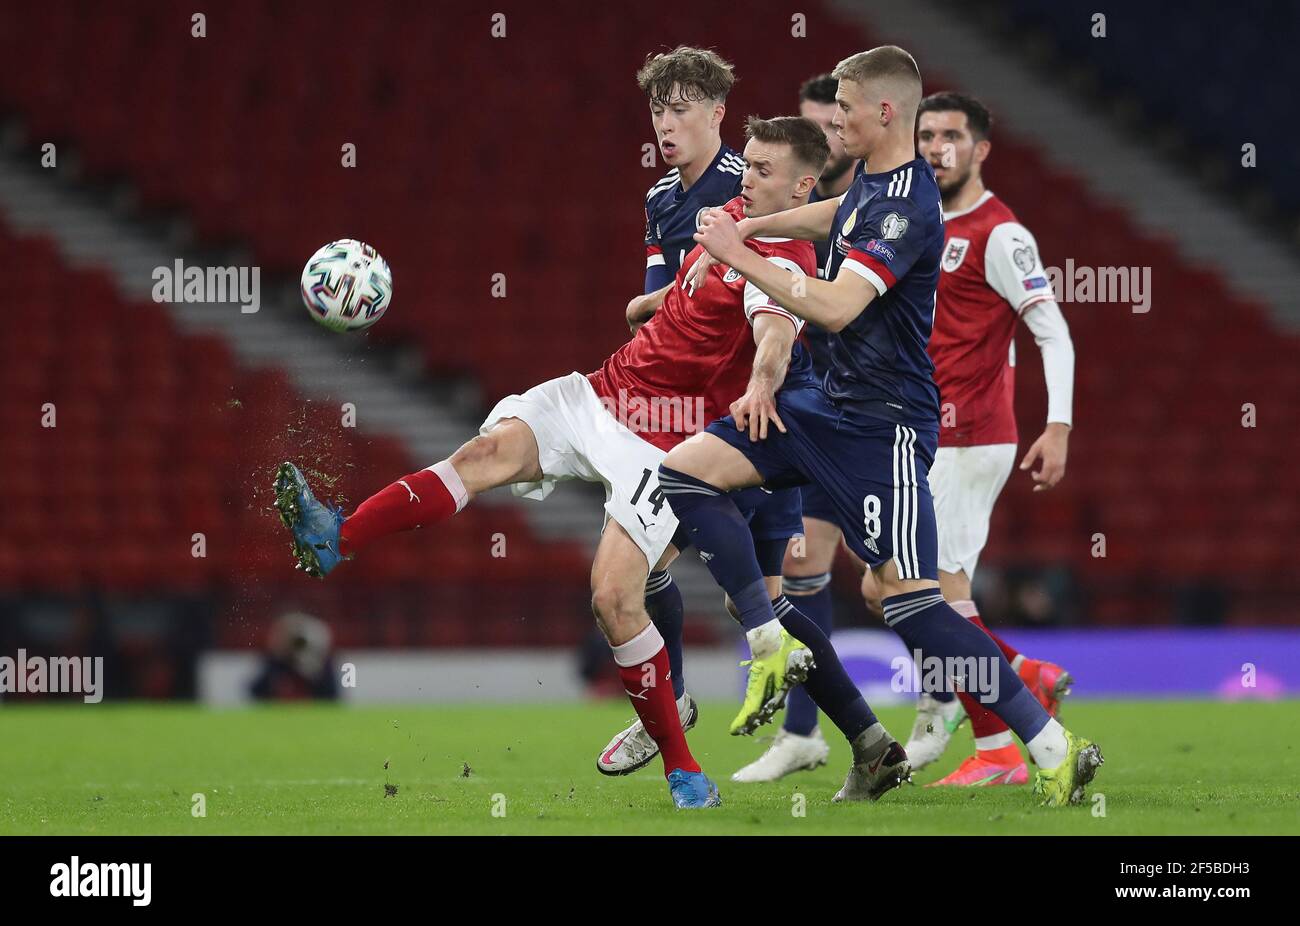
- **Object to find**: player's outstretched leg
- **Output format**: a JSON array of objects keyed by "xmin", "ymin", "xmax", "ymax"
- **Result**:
[
  {"xmin": 592, "ymin": 521, "xmax": 719, "ymax": 808},
  {"xmin": 773, "ymin": 596, "xmax": 909, "ymax": 802},
  {"xmin": 273, "ymin": 462, "xmax": 346, "ymax": 577},
  {"xmin": 658, "ymin": 466, "xmax": 813, "ymax": 733},
  {"xmin": 272, "ymin": 418, "xmax": 542, "ymax": 577},
  {"xmin": 596, "ymin": 569, "xmax": 699, "ymax": 776}
]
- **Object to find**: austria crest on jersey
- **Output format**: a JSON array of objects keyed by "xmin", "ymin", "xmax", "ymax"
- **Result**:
[{"xmin": 942, "ymin": 237, "xmax": 970, "ymax": 272}]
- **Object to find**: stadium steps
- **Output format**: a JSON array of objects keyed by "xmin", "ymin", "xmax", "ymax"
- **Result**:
[{"xmin": 836, "ymin": 0, "xmax": 1300, "ymax": 329}]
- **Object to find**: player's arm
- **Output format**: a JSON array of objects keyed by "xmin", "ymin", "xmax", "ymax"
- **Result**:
[
  {"xmin": 626, "ymin": 283, "xmax": 671, "ymax": 333},
  {"xmin": 1017, "ymin": 301, "xmax": 1075, "ymax": 491},
  {"xmin": 695, "ymin": 210, "xmax": 876, "ymax": 332},
  {"xmin": 730, "ymin": 313, "xmax": 797, "ymax": 441},
  {"xmin": 643, "ymin": 196, "xmax": 673, "ymax": 293},
  {"xmin": 684, "ymin": 197, "xmax": 841, "ymax": 294},
  {"xmin": 737, "ymin": 195, "xmax": 841, "ymax": 242},
  {"xmin": 983, "ymin": 222, "xmax": 1075, "ymax": 491}
]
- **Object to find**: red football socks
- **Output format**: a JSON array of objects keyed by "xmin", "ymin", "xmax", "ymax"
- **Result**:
[
  {"xmin": 611, "ymin": 624, "xmax": 699, "ymax": 775},
  {"xmin": 950, "ymin": 599, "xmax": 1021, "ymax": 664},
  {"xmin": 948, "ymin": 601, "xmax": 1014, "ymax": 738},
  {"xmin": 970, "ymin": 613, "xmax": 1020, "ymax": 664},
  {"xmin": 339, "ymin": 461, "xmax": 468, "ymax": 556}
]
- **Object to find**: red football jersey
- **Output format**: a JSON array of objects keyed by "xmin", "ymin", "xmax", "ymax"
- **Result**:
[
  {"xmin": 929, "ymin": 191, "xmax": 1055, "ymax": 447},
  {"xmin": 589, "ymin": 197, "xmax": 816, "ymax": 452}
]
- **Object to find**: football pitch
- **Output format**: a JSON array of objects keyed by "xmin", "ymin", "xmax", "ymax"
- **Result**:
[{"xmin": 3, "ymin": 700, "xmax": 1297, "ymax": 836}]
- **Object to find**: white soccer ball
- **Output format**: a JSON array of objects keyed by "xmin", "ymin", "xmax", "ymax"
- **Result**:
[{"xmin": 299, "ymin": 239, "xmax": 393, "ymax": 331}]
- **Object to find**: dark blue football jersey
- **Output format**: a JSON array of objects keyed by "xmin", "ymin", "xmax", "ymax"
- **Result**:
[
  {"xmin": 807, "ymin": 184, "xmax": 834, "ymax": 278},
  {"xmin": 824, "ymin": 157, "xmax": 944, "ymax": 428},
  {"xmin": 643, "ymin": 144, "xmax": 745, "ymax": 292},
  {"xmin": 801, "ymin": 184, "xmax": 837, "ymax": 377}
]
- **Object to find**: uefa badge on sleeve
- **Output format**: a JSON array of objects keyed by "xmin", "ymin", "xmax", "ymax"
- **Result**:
[{"xmin": 880, "ymin": 212, "xmax": 910, "ymax": 240}]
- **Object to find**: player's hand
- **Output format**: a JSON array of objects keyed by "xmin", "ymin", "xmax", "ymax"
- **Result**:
[
  {"xmin": 730, "ymin": 383, "xmax": 786, "ymax": 441},
  {"xmin": 1019, "ymin": 422, "xmax": 1069, "ymax": 492},
  {"xmin": 693, "ymin": 208, "xmax": 746, "ymax": 266},
  {"xmin": 625, "ymin": 292, "xmax": 656, "ymax": 333},
  {"xmin": 684, "ymin": 251, "xmax": 717, "ymax": 297}
]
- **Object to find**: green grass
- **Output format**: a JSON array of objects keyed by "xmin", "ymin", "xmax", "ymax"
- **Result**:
[{"xmin": 2, "ymin": 700, "xmax": 1298, "ymax": 835}]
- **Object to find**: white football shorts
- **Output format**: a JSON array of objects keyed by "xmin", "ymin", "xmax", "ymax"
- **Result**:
[
  {"xmin": 480, "ymin": 371, "xmax": 678, "ymax": 569},
  {"xmin": 930, "ymin": 443, "xmax": 1017, "ymax": 579}
]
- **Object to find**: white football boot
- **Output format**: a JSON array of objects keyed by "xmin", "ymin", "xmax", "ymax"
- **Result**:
[
  {"xmin": 731, "ymin": 727, "xmax": 831, "ymax": 782},
  {"xmin": 902, "ymin": 693, "xmax": 967, "ymax": 771},
  {"xmin": 595, "ymin": 694, "xmax": 698, "ymax": 776}
]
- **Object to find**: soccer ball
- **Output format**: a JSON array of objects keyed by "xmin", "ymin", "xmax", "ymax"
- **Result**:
[{"xmin": 299, "ymin": 239, "xmax": 393, "ymax": 331}]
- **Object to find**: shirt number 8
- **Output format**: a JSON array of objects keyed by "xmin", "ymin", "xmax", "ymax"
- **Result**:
[{"xmin": 863, "ymin": 494, "xmax": 882, "ymax": 540}]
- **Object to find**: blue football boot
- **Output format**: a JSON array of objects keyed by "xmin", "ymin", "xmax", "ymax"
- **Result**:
[
  {"xmin": 272, "ymin": 462, "xmax": 346, "ymax": 577},
  {"xmin": 667, "ymin": 769, "xmax": 722, "ymax": 809}
]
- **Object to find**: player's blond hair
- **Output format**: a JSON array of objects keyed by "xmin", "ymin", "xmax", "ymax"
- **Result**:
[
  {"xmin": 637, "ymin": 46, "xmax": 735, "ymax": 105},
  {"xmin": 831, "ymin": 46, "xmax": 922, "ymax": 99}
]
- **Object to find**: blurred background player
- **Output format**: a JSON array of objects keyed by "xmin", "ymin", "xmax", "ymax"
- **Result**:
[
  {"xmin": 733, "ymin": 72, "xmax": 864, "ymax": 784},
  {"xmin": 248, "ymin": 610, "xmax": 338, "ymax": 701},
  {"xmin": 903, "ymin": 91, "xmax": 1077, "ymax": 785}
]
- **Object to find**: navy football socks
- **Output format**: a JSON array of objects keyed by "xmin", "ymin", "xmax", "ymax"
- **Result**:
[
  {"xmin": 773, "ymin": 595, "xmax": 875, "ymax": 741},
  {"xmin": 657, "ymin": 467, "xmax": 776, "ymax": 631},
  {"xmin": 781, "ymin": 573, "xmax": 833, "ymax": 736},
  {"xmin": 882, "ymin": 589, "xmax": 1048, "ymax": 742},
  {"xmin": 644, "ymin": 570, "xmax": 686, "ymax": 700}
]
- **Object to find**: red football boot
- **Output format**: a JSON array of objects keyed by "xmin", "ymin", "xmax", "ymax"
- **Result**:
[{"xmin": 1018, "ymin": 658, "xmax": 1073, "ymax": 717}]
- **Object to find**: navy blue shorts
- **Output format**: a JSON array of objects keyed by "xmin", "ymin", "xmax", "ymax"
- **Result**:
[
  {"xmin": 737, "ymin": 486, "xmax": 802, "ymax": 577},
  {"xmin": 706, "ymin": 384, "xmax": 939, "ymax": 580},
  {"xmin": 799, "ymin": 481, "xmax": 838, "ymax": 525},
  {"xmin": 669, "ymin": 485, "xmax": 802, "ymax": 577}
]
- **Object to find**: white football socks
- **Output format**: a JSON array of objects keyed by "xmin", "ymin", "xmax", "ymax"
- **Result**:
[
  {"xmin": 746, "ymin": 619, "xmax": 784, "ymax": 659},
  {"xmin": 1025, "ymin": 718, "xmax": 1068, "ymax": 769}
]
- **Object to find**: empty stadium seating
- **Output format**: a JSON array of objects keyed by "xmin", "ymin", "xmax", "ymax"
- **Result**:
[
  {"xmin": 1001, "ymin": 0, "xmax": 1300, "ymax": 213},
  {"xmin": 3, "ymin": 0, "xmax": 1298, "ymax": 627},
  {"xmin": 0, "ymin": 220, "xmax": 597, "ymax": 646}
]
